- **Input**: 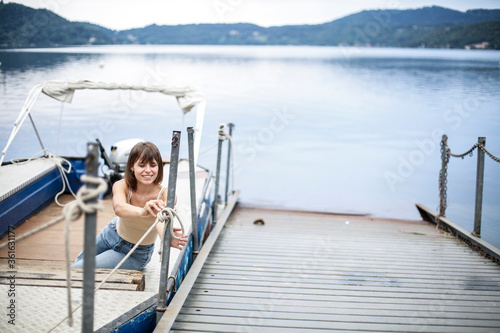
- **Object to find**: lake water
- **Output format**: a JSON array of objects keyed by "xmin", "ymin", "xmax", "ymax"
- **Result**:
[{"xmin": 0, "ymin": 45, "xmax": 499, "ymax": 248}]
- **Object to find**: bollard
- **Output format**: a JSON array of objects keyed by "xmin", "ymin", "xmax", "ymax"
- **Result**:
[
  {"xmin": 82, "ymin": 143, "xmax": 99, "ymax": 332},
  {"xmin": 156, "ymin": 131, "xmax": 181, "ymax": 324},
  {"xmin": 473, "ymin": 137, "xmax": 486, "ymax": 237}
]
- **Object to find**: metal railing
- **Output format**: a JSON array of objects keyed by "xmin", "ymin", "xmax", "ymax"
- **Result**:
[
  {"xmin": 77, "ymin": 124, "xmax": 237, "ymax": 330},
  {"xmin": 213, "ymin": 123, "xmax": 235, "ymax": 221},
  {"xmin": 438, "ymin": 135, "xmax": 500, "ymax": 238}
]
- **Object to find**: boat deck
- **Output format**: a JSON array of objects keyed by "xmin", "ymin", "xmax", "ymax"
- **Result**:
[
  {"xmin": 156, "ymin": 205, "xmax": 500, "ymax": 332},
  {"xmin": 0, "ymin": 160, "xmax": 211, "ymax": 332}
]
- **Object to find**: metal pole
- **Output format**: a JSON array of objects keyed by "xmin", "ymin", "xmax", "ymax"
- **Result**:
[
  {"xmin": 224, "ymin": 123, "xmax": 234, "ymax": 204},
  {"xmin": 187, "ymin": 127, "xmax": 199, "ymax": 253},
  {"xmin": 82, "ymin": 143, "xmax": 99, "ymax": 333},
  {"xmin": 438, "ymin": 135, "xmax": 448, "ymax": 218},
  {"xmin": 29, "ymin": 113, "xmax": 48, "ymax": 157},
  {"xmin": 473, "ymin": 137, "xmax": 486, "ymax": 237},
  {"xmin": 156, "ymin": 131, "xmax": 181, "ymax": 324},
  {"xmin": 213, "ymin": 126, "xmax": 224, "ymax": 221}
]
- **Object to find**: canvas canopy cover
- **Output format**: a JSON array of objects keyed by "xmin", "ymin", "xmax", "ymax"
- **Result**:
[{"xmin": 0, "ymin": 80, "xmax": 207, "ymax": 165}]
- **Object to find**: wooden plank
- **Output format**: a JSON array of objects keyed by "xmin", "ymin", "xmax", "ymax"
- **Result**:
[
  {"xmin": 204, "ymin": 254, "xmax": 500, "ymax": 274},
  {"xmin": 182, "ymin": 300, "xmax": 500, "ymax": 320},
  {"xmin": 0, "ymin": 194, "xmax": 114, "ymax": 261},
  {"xmin": 0, "ymin": 278, "xmax": 139, "ymax": 290},
  {"xmin": 195, "ymin": 268, "xmax": 500, "ymax": 285},
  {"xmin": 199, "ymin": 262, "xmax": 500, "ymax": 279},
  {"xmin": 0, "ymin": 258, "xmax": 145, "ymax": 290},
  {"xmin": 172, "ymin": 313, "xmax": 497, "ymax": 333},
  {"xmin": 189, "ymin": 282, "xmax": 500, "ymax": 303},
  {"xmin": 0, "ymin": 269, "xmax": 144, "ymax": 289},
  {"xmin": 183, "ymin": 294, "xmax": 498, "ymax": 314},
  {"xmin": 186, "ymin": 287, "xmax": 500, "ymax": 307},
  {"xmin": 193, "ymin": 276, "xmax": 500, "ymax": 297},
  {"xmin": 178, "ymin": 307, "xmax": 500, "ymax": 328}
]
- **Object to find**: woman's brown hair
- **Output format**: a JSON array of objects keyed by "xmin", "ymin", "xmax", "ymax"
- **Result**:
[{"xmin": 124, "ymin": 142, "xmax": 163, "ymax": 190}]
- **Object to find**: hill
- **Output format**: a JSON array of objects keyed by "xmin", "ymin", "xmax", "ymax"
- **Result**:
[
  {"xmin": 0, "ymin": 2, "xmax": 115, "ymax": 47},
  {"xmin": 1, "ymin": 2, "xmax": 499, "ymax": 49}
]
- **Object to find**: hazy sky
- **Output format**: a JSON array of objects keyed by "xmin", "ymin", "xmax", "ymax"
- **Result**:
[{"xmin": 7, "ymin": 0, "xmax": 500, "ymax": 30}]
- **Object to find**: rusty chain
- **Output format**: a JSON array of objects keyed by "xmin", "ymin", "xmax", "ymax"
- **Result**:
[{"xmin": 438, "ymin": 135, "xmax": 500, "ymax": 221}]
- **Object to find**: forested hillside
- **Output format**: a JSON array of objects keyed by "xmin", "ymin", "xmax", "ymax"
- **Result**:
[{"xmin": 1, "ymin": 2, "xmax": 499, "ymax": 49}]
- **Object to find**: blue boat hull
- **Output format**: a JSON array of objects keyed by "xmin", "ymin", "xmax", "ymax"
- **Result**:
[{"xmin": 0, "ymin": 158, "xmax": 85, "ymax": 238}]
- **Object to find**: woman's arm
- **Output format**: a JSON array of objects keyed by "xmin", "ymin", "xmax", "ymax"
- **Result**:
[
  {"xmin": 112, "ymin": 180, "xmax": 143, "ymax": 217},
  {"xmin": 155, "ymin": 188, "xmax": 186, "ymax": 249},
  {"xmin": 112, "ymin": 180, "xmax": 164, "ymax": 218}
]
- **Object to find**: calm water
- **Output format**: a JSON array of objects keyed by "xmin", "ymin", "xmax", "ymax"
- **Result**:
[{"xmin": 0, "ymin": 45, "xmax": 499, "ymax": 248}]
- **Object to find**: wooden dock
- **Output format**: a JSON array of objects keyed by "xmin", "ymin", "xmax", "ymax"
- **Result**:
[{"xmin": 156, "ymin": 205, "xmax": 500, "ymax": 332}]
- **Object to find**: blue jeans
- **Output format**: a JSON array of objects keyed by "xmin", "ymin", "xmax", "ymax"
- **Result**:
[{"xmin": 72, "ymin": 217, "xmax": 154, "ymax": 270}]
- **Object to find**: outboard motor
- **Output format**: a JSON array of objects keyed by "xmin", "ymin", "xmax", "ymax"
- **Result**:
[{"xmin": 95, "ymin": 138, "xmax": 145, "ymax": 196}]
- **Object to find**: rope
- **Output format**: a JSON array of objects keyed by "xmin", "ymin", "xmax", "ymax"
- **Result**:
[
  {"xmin": 10, "ymin": 149, "xmax": 78, "ymax": 206},
  {"xmin": 157, "ymin": 207, "xmax": 186, "ymax": 259},
  {"xmin": 61, "ymin": 175, "xmax": 107, "ymax": 327},
  {"xmin": 198, "ymin": 141, "xmax": 218, "ymax": 155}
]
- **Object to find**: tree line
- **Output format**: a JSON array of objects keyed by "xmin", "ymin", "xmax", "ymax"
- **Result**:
[{"xmin": 1, "ymin": 3, "xmax": 499, "ymax": 49}]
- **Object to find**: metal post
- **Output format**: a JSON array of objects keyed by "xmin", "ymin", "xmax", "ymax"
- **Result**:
[
  {"xmin": 29, "ymin": 113, "xmax": 48, "ymax": 157},
  {"xmin": 187, "ymin": 127, "xmax": 199, "ymax": 253},
  {"xmin": 156, "ymin": 131, "xmax": 181, "ymax": 324},
  {"xmin": 438, "ymin": 135, "xmax": 448, "ymax": 218},
  {"xmin": 224, "ymin": 123, "xmax": 234, "ymax": 203},
  {"xmin": 473, "ymin": 137, "xmax": 486, "ymax": 237},
  {"xmin": 213, "ymin": 126, "xmax": 224, "ymax": 221},
  {"xmin": 82, "ymin": 143, "xmax": 99, "ymax": 333}
]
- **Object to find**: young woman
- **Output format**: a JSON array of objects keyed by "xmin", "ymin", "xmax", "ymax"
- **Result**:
[{"xmin": 72, "ymin": 141, "xmax": 187, "ymax": 270}]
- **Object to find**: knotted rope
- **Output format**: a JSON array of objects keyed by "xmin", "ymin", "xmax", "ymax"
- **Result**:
[{"xmin": 157, "ymin": 207, "xmax": 186, "ymax": 259}]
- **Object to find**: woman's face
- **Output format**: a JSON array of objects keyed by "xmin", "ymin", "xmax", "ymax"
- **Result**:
[{"xmin": 131, "ymin": 156, "xmax": 159, "ymax": 185}]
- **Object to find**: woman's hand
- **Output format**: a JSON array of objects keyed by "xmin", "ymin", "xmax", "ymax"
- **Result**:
[
  {"xmin": 141, "ymin": 199, "xmax": 165, "ymax": 218},
  {"xmin": 171, "ymin": 227, "xmax": 188, "ymax": 250}
]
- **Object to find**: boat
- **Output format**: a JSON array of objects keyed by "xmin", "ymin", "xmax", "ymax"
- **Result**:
[{"xmin": 0, "ymin": 80, "xmax": 238, "ymax": 332}]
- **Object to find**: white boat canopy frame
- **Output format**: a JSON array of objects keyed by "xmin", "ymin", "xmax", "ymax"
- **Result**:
[{"xmin": 0, "ymin": 80, "xmax": 207, "ymax": 166}]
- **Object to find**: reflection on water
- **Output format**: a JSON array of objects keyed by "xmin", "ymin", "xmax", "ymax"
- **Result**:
[{"xmin": 0, "ymin": 45, "xmax": 499, "ymax": 248}]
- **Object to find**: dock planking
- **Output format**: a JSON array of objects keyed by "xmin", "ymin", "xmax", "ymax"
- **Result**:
[{"xmin": 160, "ymin": 205, "xmax": 500, "ymax": 332}]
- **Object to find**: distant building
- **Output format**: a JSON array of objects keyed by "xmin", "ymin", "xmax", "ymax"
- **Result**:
[{"xmin": 465, "ymin": 41, "xmax": 490, "ymax": 50}]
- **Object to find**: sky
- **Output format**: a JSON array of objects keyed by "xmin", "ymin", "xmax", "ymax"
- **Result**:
[{"xmin": 6, "ymin": 0, "xmax": 500, "ymax": 30}]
